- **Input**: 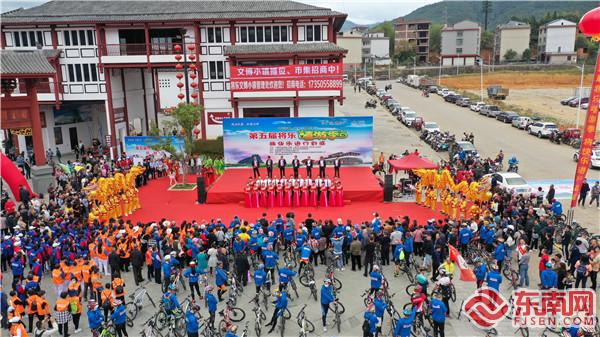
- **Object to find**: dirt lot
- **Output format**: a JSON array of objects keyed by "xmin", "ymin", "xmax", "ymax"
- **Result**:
[{"xmin": 440, "ymin": 71, "xmax": 593, "ymax": 127}]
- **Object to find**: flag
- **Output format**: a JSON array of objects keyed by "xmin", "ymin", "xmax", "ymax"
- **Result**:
[
  {"xmin": 58, "ymin": 164, "xmax": 72, "ymax": 174},
  {"xmin": 448, "ymin": 244, "xmax": 476, "ymax": 282}
]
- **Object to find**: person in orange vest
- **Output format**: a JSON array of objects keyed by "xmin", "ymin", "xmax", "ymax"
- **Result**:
[
  {"xmin": 9, "ymin": 290, "xmax": 25, "ymax": 320},
  {"xmin": 53, "ymin": 292, "xmax": 72, "ymax": 337},
  {"xmin": 51, "ymin": 266, "xmax": 65, "ymax": 298},
  {"xmin": 90, "ymin": 266, "xmax": 103, "ymax": 303},
  {"xmin": 67, "ymin": 281, "xmax": 83, "ymax": 334},
  {"xmin": 81, "ymin": 258, "xmax": 95, "ymax": 302},
  {"xmin": 117, "ymin": 238, "xmax": 130, "ymax": 273},
  {"xmin": 111, "ymin": 277, "xmax": 126, "ymax": 304},
  {"xmin": 25, "ymin": 289, "xmax": 41, "ymax": 333},
  {"xmin": 8, "ymin": 316, "xmax": 28, "ymax": 337},
  {"xmin": 36, "ymin": 290, "xmax": 51, "ymax": 321},
  {"xmin": 100, "ymin": 283, "xmax": 113, "ymax": 320},
  {"xmin": 145, "ymin": 247, "xmax": 154, "ymax": 283}
]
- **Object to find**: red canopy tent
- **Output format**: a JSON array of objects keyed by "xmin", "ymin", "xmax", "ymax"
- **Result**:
[{"xmin": 387, "ymin": 153, "xmax": 438, "ymax": 172}]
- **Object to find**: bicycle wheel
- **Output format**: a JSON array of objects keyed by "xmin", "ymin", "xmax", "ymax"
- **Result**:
[
  {"xmin": 255, "ymin": 321, "xmax": 262, "ymax": 337},
  {"xmin": 302, "ymin": 319, "xmax": 315, "ymax": 333},
  {"xmin": 299, "ymin": 274, "xmax": 310, "ymax": 287},
  {"xmin": 155, "ymin": 311, "xmax": 168, "ymax": 332},
  {"xmin": 283, "ymin": 308, "xmax": 292, "ymax": 319},
  {"xmin": 126, "ymin": 301, "xmax": 138, "ymax": 322},
  {"xmin": 363, "ymin": 295, "xmax": 372, "ymax": 307},
  {"xmin": 218, "ymin": 320, "xmax": 227, "ymax": 334},
  {"xmin": 336, "ymin": 309, "xmax": 341, "ymax": 333},
  {"xmin": 450, "ymin": 285, "xmax": 457, "ymax": 302},
  {"xmin": 333, "ymin": 277, "xmax": 342, "ymax": 291},
  {"xmin": 280, "ymin": 316, "xmax": 286, "ymax": 337},
  {"xmin": 311, "ymin": 287, "xmax": 317, "ymax": 301},
  {"xmin": 332, "ymin": 301, "xmax": 345, "ymax": 315},
  {"xmin": 175, "ymin": 318, "xmax": 187, "ymax": 337},
  {"xmin": 486, "ymin": 328, "xmax": 498, "ymax": 336},
  {"xmin": 229, "ymin": 307, "xmax": 246, "ymax": 322},
  {"xmin": 405, "ymin": 283, "xmax": 417, "ymax": 296}
]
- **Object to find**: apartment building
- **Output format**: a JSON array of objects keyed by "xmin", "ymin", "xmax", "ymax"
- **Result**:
[
  {"xmin": 393, "ymin": 18, "xmax": 430, "ymax": 63},
  {"xmin": 441, "ymin": 20, "xmax": 480, "ymax": 66},
  {"xmin": 362, "ymin": 32, "xmax": 390, "ymax": 65},
  {"xmin": 538, "ymin": 19, "xmax": 577, "ymax": 64},
  {"xmin": 1, "ymin": 1, "xmax": 347, "ymax": 158},
  {"xmin": 494, "ymin": 21, "xmax": 531, "ymax": 62}
]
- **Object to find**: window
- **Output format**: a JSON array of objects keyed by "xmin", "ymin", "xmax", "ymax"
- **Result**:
[
  {"xmin": 209, "ymin": 62, "xmax": 217, "ymax": 79},
  {"xmin": 208, "ymin": 28, "xmax": 214, "ymax": 43},
  {"xmin": 90, "ymin": 64, "xmax": 98, "ymax": 81},
  {"xmin": 456, "ymin": 38, "xmax": 463, "ymax": 46},
  {"xmin": 305, "ymin": 25, "xmax": 323, "ymax": 42},
  {"xmin": 54, "ymin": 127, "xmax": 63, "ymax": 145},
  {"xmin": 65, "ymin": 64, "xmax": 98, "ymax": 83},
  {"xmin": 29, "ymin": 32, "xmax": 36, "ymax": 45},
  {"xmin": 457, "ymin": 31, "xmax": 463, "ymax": 37},
  {"xmin": 248, "ymin": 27, "xmax": 256, "ymax": 42},
  {"xmin": 13, "ymin": 30, "xmax": 45, "ymax": 47},
  {"xmin": 217, "ymin": 62, "xmax": 224, "ymax": 79},
  {"xmin": 207, "ymin": 61, "xmax": 226, "ymax": 80},
  {"xmin": 21, "ymin": 32, "xmax": 28, "ymax": 46},
  {"xmin": 13, "ymin": 32, "xmax": 20, "ymax": 47},
  {"xmin": 83, "ymin": 64, "xmax": 90, "ymax": 81},
  {"xmin": 265, "ymin": 27, "xmax": 272, "ymax": 42},
  {"xmin": 241, "ymin": 27, "xmax": 247, "ymax": 42},
  {"xmin": 74, "ymin": 64, "xmax": 82, "ymax": 82},
  {"xmin": 306, "ymin": 25, "xmax": 313, "ymax": 41},
  {"xmin": 215, "ymin": 28, "xmax": 222, "ymax": 43},
  {"xmin": 71, "ymin": 31, "xmax": 78, "ymax": 45},
  {"xmin": 79, "ymin": 30, "xmax": 86, "ymax": 45},
  {"xmin": 207, "ymin": 27, "xmax": 223, "ymax": 43},
  {"xmin": 87, "ymin": 30, "xmax": 94, "ymax": 45},
  {"xmin": 281, "ymin": 26, "xmax": 288, "ymax": 42},
  {"xmin": 64, "ymin": 31, "xmax": 71, "ymax": 46},
  {"xmin": 67, "ymin": 64, "xmax": 75, "ymax": 82},
  {"xmin": 257, "ymin": 27, "xmax": 263, "ymax": 42},
  {"xmin": 273, "ymin": 26, "xmax": 280, "ymax": 42},
  {"xmin": 313, "ymin": 26, "xmax": 320, "ymax": 41},
  {"xmin": 456, "ymin": 48, "xmax": 463, "ymax": 54}
]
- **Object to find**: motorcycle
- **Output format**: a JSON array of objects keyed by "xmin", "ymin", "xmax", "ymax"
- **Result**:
[
  {"xmin": 365, "ymin": 100, "xmax": 377, "ymax": 109},
  {"xmin": 548, "ymin": 130, "xmax": 562, "ymax": 144}
]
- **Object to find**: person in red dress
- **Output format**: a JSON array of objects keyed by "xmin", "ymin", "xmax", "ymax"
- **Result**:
[
  {"xmin": 245, "ymin": 181, "xmax": 254, "ymax": 208},
  {"xmin": 253, "ymin": 183, "xmax": 261, "ymax": 208},
  {"xmin": 284, "ymin": 182, "xmax": 292, "ymax": 207},
  {"xmin": 336, "ymin": 182, "xmax": 344, "ymax": 207},
  {"xmin": 259, "ymin": 182, "xmax": 267, "ymax": 207},
  {"xmin": 276, "ymin": 182, "xmax": 284, "ymax": 207},
  {"xmin": 301, "ymin": 180, "xmax": 309, "ymax": 207},
  {"xmin": 329, "ymin": 182, "xmax": 336, "ymax": 207},
  {"xmin": 293, "ymin": 181, "xmax": 301, "ymax": 207},
  {"xmin": 319, "ymin": 184, "xmax": 328, "ymax": 207},
  {"xmin": 310, "ymin": 182, "xmax": 318, "ymax": 207},
  {"xmin": 267, "ymin": 182, "xmax": 275, "ymax": 208}
]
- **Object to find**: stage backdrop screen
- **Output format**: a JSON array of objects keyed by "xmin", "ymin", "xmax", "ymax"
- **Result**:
[
  {"xmin": 223, "ymin": 117, "xmax": 373, "ymax": 167},
  {"xmin": 124, "ymin": 136, "xmax": 184, "ymax": 161}
]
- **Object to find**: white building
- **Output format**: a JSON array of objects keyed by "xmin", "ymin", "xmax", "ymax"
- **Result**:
[
  {"xmin": 538, "ymin": 19, "xmax": 577, "ymax": 64},
  {"xmin": 362, "ymin": 33, "xmax": 391, "ymax": 65},
  {"xmin": 1, "ymin": 1, "xmax": 347, "ymax": 157},
  {"xmin": 441, "ymin": 20, "xmax": 480, "ymax": 66},
  {"xmin": 494, "ymin": 21, "xmax": 531, "ymax": 62}
]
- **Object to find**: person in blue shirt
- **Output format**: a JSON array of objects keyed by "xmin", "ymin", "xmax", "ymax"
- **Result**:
[
  {"xmin": 565, "ymin": 322, "xmax": 580, "ymax": 337},
  {"xmin": 363, "ymin": 307, "xmax": 379, "ymax": 337},
  {"xmin": 283, "ymin": 226, "xmax": 295, "ymax": 249},
  {"xmin": 373, "ymin": 291, "xmax": 388, "ymax": 336},
  {"xmin": 266, "ymin": 290, "xmax": 288, "ymax": 333},
  {"xmin": 185, "ymin": 303, "xmax": 200, "ymax": 337},
  {"xmin": 224, "ymin": 325, "xmax": 239, "ymax": 337},
  {"xmin": 331, "ymin": 234, "xmax": 344, "ymax": 270},
  {"xmin": 551, "ymin": 199, "xmax": 563, "ymax": 217},
  {"xmin": 205, "ymin": 286, "xmax": 218, "ymax": 328},
  {"xmin": 486, "ymin": 264, "xmax": 502, "ymax": 291},
  {"xmin": 11, "ymin": 255, "xmax": 24, "ymax": 290},
  {"xmin": 253, "ymin": 264, "xmax": 267, "ymax": 294},
  {"xmin": 262, "ymin": 246, "xmax": 278, "ymax": 284},
  {"xmin": 493, "ymin": 240, "xmax": 507, "ymax": 271},
  {"xmin": 540, "ymin": 262, "xmax": 558, "ymax": 289},
  {"xmin": 111, "ymin": 299, "xmax": 128, "ymax": 337},
  {"xmin": 393, "ymin": 242, "xmax": 405, "ymax": 277},
  {"xmin": 295, "ymin": 230, "xmax": 306, "ymax": 250},
  {"xmin": 429, "ymin": 291, "xmax": 447, "ymax": 337},
  {"xmin": 369, "ymin": 265, "xmax": 383, "ymax": 295},
  {"xmin": 474, "ymin": 259, "xmax": 488, "ymax": 289},
  {"xmin": 298, "ymin": 242, "xmax": 312, "ymax": 276},
  {"xmin": 183, "ymin": 261, "xmax": 204, "ymax": 301},
  {"xmin": 458, "ymin": 224, "xmax": 473, "ymax": 254},
  {"xmin": 87, "ymin": 299, "xmax": 104, "ymax": 335},
  {"xmin": 151, "ymin": 247, "xmax": 162, "ymax": 285},
  {"xmin": 278, "ymin": 264, "xmax": 297, "ymax": 293},
  {"xmin": 320, "ymin": 279, "xmax": 335, "ymax": 332},
  {"xmin": 311, "ymin": 227, "xmax": 322, "ymax": 240},
  {"xmin": 215, "ymin": 261, "xmax": 228, "ymax": 302},
  {"xmin": 393, "ymin": 307, "xmax": 416, "ymax": 337},
  {"xmin": 404, "ymin": 234, "xmax": 414, "ymax": 268}
]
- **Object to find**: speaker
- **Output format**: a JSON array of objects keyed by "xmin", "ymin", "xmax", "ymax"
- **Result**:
[
  {"xmin": 197, "ymin": 177, "xmax": 207, "ymax": 204},
  {"xmin": 383, "ymin": 174, "xmax": 393, "ymax": 202}
]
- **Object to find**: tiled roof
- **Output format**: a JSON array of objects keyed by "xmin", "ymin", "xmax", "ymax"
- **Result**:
[
  {"xmin": 498, "ymin": 20, "xmax": 530, "ymax": 29},
  {"xmin": 224, "ymin": 42, "xmax": 347, "ymax": 55},
  {"xmin": 0, "ymin": 50, "xmax": 57, "ymax": 75},
  {"xmin": 1, "ymin": 0, "xmax": 344, "ymax": 24}
]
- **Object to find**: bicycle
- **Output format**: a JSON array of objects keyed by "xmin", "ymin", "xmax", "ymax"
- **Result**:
[
  {"xmin": 402, "ymin": 302, "xmax": 432, "ymax": 337},
  {"xmin": 283, "ymin": 246, "xmax": 298, "ymax": 269},
  {"xmin": 288, "ymin": 277, "xmax": 300, "ymax": 300},
  {"xmin": 250, "ymin": 296, "xmax": 267, "ymax": 337},
  {"xmin": 385, "ymin": 300, "xmax": 401, "ymax": 337},
  {"xmin": 330, "ymin": 299, "xmax": 344, "ymax": 333},
  {"xmin": 325, "ymin": 257, "xmax": 343, "ymax": 291},
  {"xmin": 156, "ymin": 308, "xmax": 186, "ymax": 337},
  {"xmin": 140, "ymin": 314, "xmax": 164, "ymax": 337},
  {"xmin": 218, "ymin": 298, "xmax": 246, "ymax": 333},
  {"xmin": 298, "ymin": 261, "xmax": 315, "ymax": 287},
  {"xmin": 297, "ymin": 304, "xmax": 315, "ymax": 337},
  {"xmin": 200, "ymin": 317, "xmax": 221, "ymax": 337},
  {"xmin": 126, "ymin": 286, "xmax": 157, "ymax": 322},
  {"xmin": 307, "ymin": 279, "xmax": 318, "ymax": 301},
  {"xmin": 170, "ymin": 268, "xmax": 188, "ymax": 292},
  {"xmin": 239, "ymin": 321, "xmax": 249, "ymax": 337},
  {"xmin": 97, "ymin": 321, "xmax": 116, "ymax": 337},
  {"xmin": 279, "ymin": 305, "xmax": 287, "ymax": 337}
]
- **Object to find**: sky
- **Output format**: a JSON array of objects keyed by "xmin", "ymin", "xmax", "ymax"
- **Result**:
[{"xmin": 0, "ymin": 0, "xmax": 441, "ymax": 25}]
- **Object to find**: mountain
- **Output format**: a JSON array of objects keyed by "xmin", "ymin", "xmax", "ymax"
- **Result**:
[
  {"xmin": 403, "ymin": 1, "xmax": 596, "ymax": 28},
  {"xmin": 341, "ymin": 20, "xmax": 357, "ymax": 32}
]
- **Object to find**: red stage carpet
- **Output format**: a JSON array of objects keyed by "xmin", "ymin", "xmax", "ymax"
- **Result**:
[
  {"xmin": 207, "ymin": 167, "xmax": 382, "ymax": 204},
  {"xmin": 126, "ymin": 174, "xmax": 445, "ymax": 224}
]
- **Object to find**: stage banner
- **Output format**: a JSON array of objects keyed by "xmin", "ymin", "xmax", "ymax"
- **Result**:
[
  {"xmin": 230, "ymin": 63, "xmax": 343, "ymax": 92},
  {"xmin": 124, "ymin": 136, "xmax": 185, "ymax": 161},
  {"xmin": 223, "ymin": 117, "xmax": 373, "ymax": 167},
  {"xmin": 570, "ymin": 54, "xmax": 600, "ymax": 208}
]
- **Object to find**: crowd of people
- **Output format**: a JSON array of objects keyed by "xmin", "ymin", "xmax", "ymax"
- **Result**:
[{"xmin": 1, "ymin": 142, "xmax": 598, "ymax": 337}]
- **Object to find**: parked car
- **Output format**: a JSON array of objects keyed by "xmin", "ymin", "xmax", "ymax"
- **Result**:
[
  {"xmin": 525, "ymin": 117, "xmax": 543, "ymax": 131},
  {"xmin": 423, "ymin": 122, "xmax": 440, "ymax": 133},
  {"xmin": 456, "ymin": 97, "xmax": 471, "ymax": 107},
  {"xmin": 428, "ymin": 85, "xmax": 439, "ymax": 93},
  {"xmin": 441, "ymin": 90, "xmax": 456, "ymax": 98},
  {"xmin": 375, "ymin": 89, "xmax": 386, "ymax": 98},
  {"xmin": 496, "ymin": 111, "xmax": 519, "ymax": 123},
  {"xmin": 395, "ymin": 77, "xmax": 404, "ymax": 83},
  {"xmin": 512, "ymin": 116, "xmax": 531, "ymax": 129},
  {"xmin": 480, "ymin": 105, "xmax": 501, "ymax": 117},
  {"xmin": 385, "ymin": 99, "xmax": 399, "ymax": 110},
  {"xmin": 401, "ymin": 110, "xmax": 418, "ymax": 126},
  {"xmin": 528, "ymin": 122, "xmax": 558, "ymax": 138},
  {"xmin": 444, "ymin": 94, "xmax": 461, "ymax": 103},
  {"xmin": 470, "ymin": 101, "xmax": 486, "ymax": 112},
  {"xmin": 569, "ymin": 97, "xmax": 589, "ymax": 107},
  {"xmin": 581, "ymin": 102, "xmax": 589, "ymax": 109},
  {"xmin": 449, "ymin": 141, "xmax": 479, "ymax": 159},
  {"xmin": 484, "ymin": 172, "xmax": 532, "ymax": 196},
  {"xmin": 437, "ymin": 88, "xmax": 448, "ymax": 96},
  {"xmin": 573, "ymin": 148, "xmax": 600, "ymax": 168},
  {"xmin": 560, "ymin": 96, "xmax": 577, "ymax": 105}
]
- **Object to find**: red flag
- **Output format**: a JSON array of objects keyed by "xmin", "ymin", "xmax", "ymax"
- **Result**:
[{"xmin": 448, "ymin": 244, "xmax": 476, "ymax": 282}]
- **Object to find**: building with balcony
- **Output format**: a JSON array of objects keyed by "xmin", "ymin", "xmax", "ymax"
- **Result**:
[
  {"xmin": 337, "ymin": 30, "xmax": 363, "ymax": 74},
  {"xmin": 393, "ymin": 18, "xmax": 430, "ymax": 63},
  {"xmin": 494, "ymin": 21, "xmax": 531, "ymax": 62},
  {"xmin": 1, "ymin": 1, "xmax": 347, "ymax": 157},
  {"xmin": 538, "ymin": 19, "xmax": 577, "ymax": 64},
  {"xmin": 362, "ymin": 33, "xmax": 390, "ymax": 65},
  {"xmin": 441, "ymin": 20, "xmax": 480, "ymax": 66}
]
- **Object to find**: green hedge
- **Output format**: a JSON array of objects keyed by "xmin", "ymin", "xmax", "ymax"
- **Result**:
[{"xmin": 190, "ymin": 137, "xmax": 224, "ymax": 157}]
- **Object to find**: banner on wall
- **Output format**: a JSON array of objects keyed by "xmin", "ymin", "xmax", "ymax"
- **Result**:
[
  {"xmin": 570, "ymin": 54, "xmax": 600, "ymax": 208},
  {"xmin": 123, "ymin": 136, "xmax": 184, "ymax": 160},
  {"xmin": 230, "ymin": 63, "xmax": 343, "ymax": 92},
  {"xmin": 207, "ymin": 112, "xmax": 233, "ymax": 125},
  {"xmin": 223, "ymin": 116, "xmax": 373, "ymax": 167}
]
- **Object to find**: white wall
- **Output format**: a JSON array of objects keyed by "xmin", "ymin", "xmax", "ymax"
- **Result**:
[
  {"xmin": 369, "ymin": 38, "xmax": 389, "ymax": 58},
  {"xmin": 546, "ymin": 26, "xmax": 576, "ymax": 53},
  {"xmin": 499, "ymin": 29, "xmax": 530, "ymax": 60},
  {"xmin": 298, "ymin": 100, "xmax": 328, "ymax": 116},
  {"xmin": 237, "ymin": 100, "xmax": 293, "ymax": 118}
]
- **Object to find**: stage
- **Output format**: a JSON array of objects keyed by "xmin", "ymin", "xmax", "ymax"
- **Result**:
[{"xmin": 206, "ymin": 167, "xmax": 382, "ymax": 204}]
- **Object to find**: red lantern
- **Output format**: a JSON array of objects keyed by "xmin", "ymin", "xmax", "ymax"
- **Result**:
[
  {"xmin": 177, "ymin": 93, "xmax": 185, "ymax": 100},
  {"xmin": 176, "ymin": 82, "xmax": 184, "ymax": 88},
  {"xmin": 190, "ymin": 73, "xmax": 197, "ymax": 80},
  {"xmin": 175, "ymin": 54, "xmax": 182, "ymax": 61},
  {"xmin": 188, "ymin": 54, "xmax": 196, "ymax": 61},
  {"xmin": 187, "ymin": 45, "xmax": 195, "ymax": 51},
  {"xmin": 189, "ymin": 64, "xmax": 197, "ymax": 70},
  {"xmin": 193, "ymin": 128, "xmax": 200, "ymax": 135},
  {"xmin": 175, "ymin": 63, "xmax": 183, "ymax": 70},
  {"xmin": 190, "ymin": 82, "xmax": 198, "ymax": 89},
  {"xmin": 579, "ymin": 7, "xmax": 600, "ymax": 41},
  {"xmin": 176, "ymin": 73, "xmax": 184, "ymax": 80},
  {"xmin": 191, "ymin": 92, "xmax": 198, "ymax": 99},
  {"xmin": 174, "ymin": 44, "xmax": 182, "ymax": 52}
]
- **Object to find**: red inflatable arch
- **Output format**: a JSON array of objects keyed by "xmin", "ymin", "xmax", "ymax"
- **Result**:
[{"xmin": 1, "ymin": 153, "xmax": 35, "ymax": 201}]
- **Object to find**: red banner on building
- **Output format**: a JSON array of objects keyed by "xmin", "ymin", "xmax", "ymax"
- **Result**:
[
  {"xmin": 207, "ymin": 112, "xmax": 233, "ymax": 125},
  {"xmin": 570, "ymin": 54, "xmax": 600, "ymax": 208},
  {"xmin": 230, "ymin": 63, "xmax": 343, "ymax": 92}
]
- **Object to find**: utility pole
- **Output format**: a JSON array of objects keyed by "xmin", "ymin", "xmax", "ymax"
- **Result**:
[
  {"xmin": 576, "ymin": 63, "xmax": 585, "ymax": 129},
  {"xmin": 413, "ymin": 56, "xmax": 416, "ymax": 76},
  {"xmin": 482, "ymin": 1, "xmax": 491, "ymax": 31},
  {"xmin": 479, "ymin": 57, "xmax": 484, "ymax": 102},
  {"xmin": 438, "ymin": 57, "xmax": 442, "ymax": 86}
]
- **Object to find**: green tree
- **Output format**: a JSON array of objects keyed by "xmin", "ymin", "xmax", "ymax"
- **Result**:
[
  {"xmin": 522, "ymin": 48, "xmax": 532, "ymax": 61},
  {"xmin": 148, "ymin": 120, "xmax": 160, "ymax": 136},
  {"xmin": 481, "ymin": 30, "xmax": 494, "ymax": 50},
  {"xmin": 504, "ymin": 49, "xmax": 517, "ymax": 61},
  {"xmin": 429, "ymin": 23, "xmax": 443, "ymax": 55}
]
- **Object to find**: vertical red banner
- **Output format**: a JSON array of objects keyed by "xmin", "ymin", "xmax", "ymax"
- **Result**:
[{"xmin": 571, "ymin": 54, "xmax": 600, "ymax": 208}]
